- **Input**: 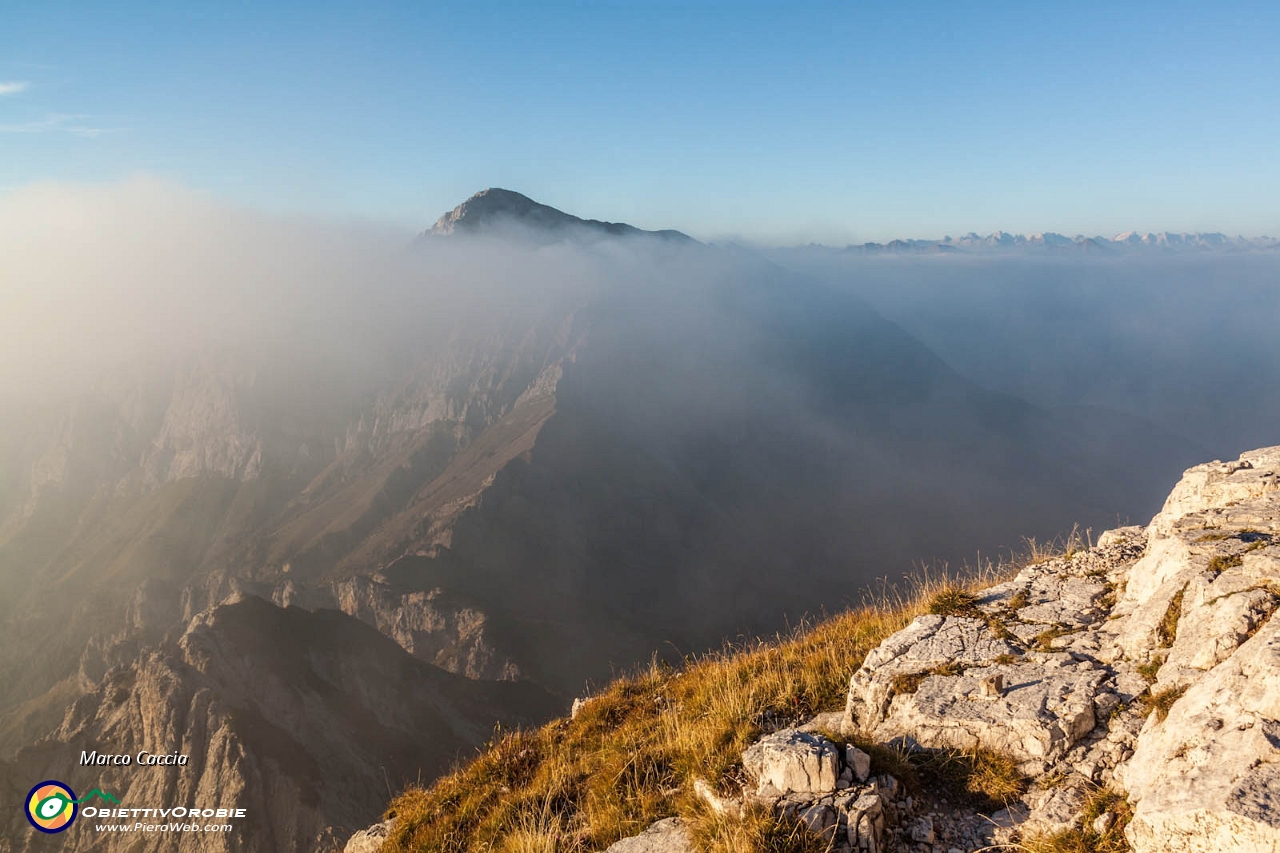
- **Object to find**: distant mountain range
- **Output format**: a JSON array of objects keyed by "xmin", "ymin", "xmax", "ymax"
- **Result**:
[{"xmin": 802, "ymin": 230, "xmax": 1280, "ymax": 255}]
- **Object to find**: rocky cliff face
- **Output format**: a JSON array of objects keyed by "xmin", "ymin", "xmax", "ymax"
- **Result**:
[
  {"xmin": 835, "ymin": 447, "xmax": 1280, "ymax": 850},
  {"xmin": 0, "ymin": 596, "xmax": 558, "ymax": 853}
]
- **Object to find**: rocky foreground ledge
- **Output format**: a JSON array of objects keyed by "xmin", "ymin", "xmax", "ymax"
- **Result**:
[{"xmin": 352, "ymin": 447, "xmax": 1280, "ymax": 852}]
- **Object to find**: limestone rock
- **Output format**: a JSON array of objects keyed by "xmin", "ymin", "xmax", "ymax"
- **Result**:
[
  {"xmin": 1120, "ymin": 613, "xmax": 1280, "ymax": 851},
  {"xmin": 909, "ymin": 815, "xmax": 935, "ymax": 843},
  {"xmin": 742, "ymin": 729, "xmax": 841, "ymax": 797},
  {"xmin": 343, "ymin": 819, "xmax": 394, "ymax": 853},
  {"xmin": 846, "ymin": 745, "xmax": 872, "ymax": 783},
  {"xmin": 1023, "ymin": 776, "xmax": 1090, "ymax": 835},
  {"xmin": 693, "ymin": 777, "xmax": 743, "ymax": 817},
  {"xmin": 874, "ymin": 657, "xmax": 1105, "ymax": 774},
  {"xmin": 603, "ymin": 817, "xmax": 693, "ymax": 853},
  {"xmin": 1108, "ymin": 448, "xmax": 1280, "ymax": 853},
  {"xmin": 844, "ymin": 610, "xmax": 1105, "ymax": 773},
  {"xmin": 845, "ymin": 792, "xmax": 886, "ymax": 851},
  {"xmin": 737, "ymin": 726, "xmax": 900, "ymax": 851},
  {"xmin": 843, "ymin": 615, "xmax": 1018, "ymax": 731},
  {"xmin": 775, "ymin": 788, "xmax": 890, "ymax": 853},
  {"xmin": 826, "ymin": 449, "xmax": 1280, "ymax": 852},
  {"xmin": 1150, "ymin": 447, "xmax": 1280, "ymax": 539}
]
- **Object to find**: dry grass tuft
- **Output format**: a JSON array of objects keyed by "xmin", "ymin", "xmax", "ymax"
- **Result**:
[
  {"xmin": 381, "ymin": 541, "xmax": 1079, "ymax": 853},
  {"xmin": 1021, "ymin": 786, "xmax": 1133, "ymax": 853},
  {"xmin": 889, "ymin": 661, "xmax": 965, "ymax": 698},
  {"xmin": 928, "ymin": 585, "xmax": 980, "ymax": 617},
  {"xmin": 1156, "ymin": 585, "xmax": 1186, "ymax": 647},
  {"xmin": 1032, "ymin": 625, "xmax": 1071, "ymax": 651},
  {"xmin": 1135, "ymin": 660, "xmax": 1161, "ymax": 683},
  {"xmin": 1207, "ymin": 553, "xmax": 1243, "ymax": 575},
  {"xmin": 1140, "ymin": 685, "xmax": 1187, "ymax": 722},
  {"xmin": 941, "ymin": 748, "xmax": 1026, "ymax": 808}
]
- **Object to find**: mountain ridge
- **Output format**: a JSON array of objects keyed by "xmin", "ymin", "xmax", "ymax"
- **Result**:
[{"xmin": 426, "ymin": 188, "xmax": 694, "ymax": 243}]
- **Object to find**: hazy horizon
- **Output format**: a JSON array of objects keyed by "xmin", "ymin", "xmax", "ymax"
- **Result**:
[{"xmin": 5, "ymin": 1, "xmax": 1280, "ymax": 242}]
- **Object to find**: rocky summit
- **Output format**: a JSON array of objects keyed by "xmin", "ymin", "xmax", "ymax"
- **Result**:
[
  {"xmin": 827, "ymin": 446, "xmax": 1280, "ymax": 850},
  {"xmin": 370, "ymin": 445, "xmax": 1279, "ymax": 853},
  {"xmin": 426, "ymin": 187, "xmax": 692, "ymax": 242}
]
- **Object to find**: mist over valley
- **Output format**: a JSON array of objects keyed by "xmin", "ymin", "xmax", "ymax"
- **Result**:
[{"xmin": 0, "ymin": 181, "xmax": 1275, "ymax": 851}]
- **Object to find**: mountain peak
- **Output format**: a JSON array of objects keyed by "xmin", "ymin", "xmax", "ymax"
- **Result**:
[
  {"xmin": 426, "ymin": 188, "xmax": 693, "ymax": 243},
  {"xmin": 428, "ymin": 188, "xmax": 578, "ymax": 235}
]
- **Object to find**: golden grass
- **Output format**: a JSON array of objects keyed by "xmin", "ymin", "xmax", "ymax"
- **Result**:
[
  {"xmin": 380, "ymin": 547, "xmax": 1069, "ymax": 853},
  {"xmin": 1156, "ymin": 585, "xmax": 1186, "ymax": 647},
  {"xmin": 889, "ymin": 661, "xmax": 964, "ymax": 698},
  {"xmin": 1207, "ymin": 553, "xmax": 1243, "ymax": 575},
  {"xmin": 1019, "ymin": 786, "xmax": 1133, "ymax": 853},
  {"xmin": 928, "ymin": 585, "xmax": 980, "ymax": 616},
  {"xmin": 926, "ymin": 747, "xmax": 1026, "ymax": 809},
  {"xmin": 1139, "ymin": 685, "xmax": 1187, "ymax": 722}
]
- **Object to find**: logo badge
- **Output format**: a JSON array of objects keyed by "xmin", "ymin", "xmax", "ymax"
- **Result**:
[{"xmin": 26, "ymin": 780, "xmax": 78, "ymax": 833}]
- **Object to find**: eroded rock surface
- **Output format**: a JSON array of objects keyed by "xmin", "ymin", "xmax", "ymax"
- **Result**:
[
  {"xmin": 827, "ymin": 447, "xmax": 1280, "ymax": 852},
  {"xmin": 1113, "ymin": 447, "xmax": 1280, "ymax": 852},
  {"xmin": 342, "ymin": 819, "xmax": 394, "ymax": 853},
  {"xmin": 742, "ymin": 729, "xmax": 842, "ymax": 797},
  {"xmin": 740, "ymin": 730, "xmax": 900, "ymax": 853},
  {"xmin": 602, "ymin": 817, "xmax": 694, "ymax": 853}
]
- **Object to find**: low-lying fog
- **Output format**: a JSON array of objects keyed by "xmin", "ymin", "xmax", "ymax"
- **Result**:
[
  {"xmin": 770, "ymin": 249, "xmax": 1280, "ymax": 458},
  {"xmin": 2, "ymin": 177, "xmax": 1276, "ymax": 697}
]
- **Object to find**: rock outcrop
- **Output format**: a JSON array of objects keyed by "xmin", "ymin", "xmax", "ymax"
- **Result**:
[
  {"xmin": 0, "ymin": 597, "xmax": 558, "ymax": 853},
  {"xmin": 826, "ymin": 446, "xmax": 1280, "ymax": 851},
  {"xmin": 742, "ymin": 729, "xmax": 843, "ymax": 797},
  {"xmin": 1113, "ymin": 447, "xmax": 1280, "ymax": 851},
  {"xmin": 739, "ymin": 729, "xmax": 897, "ymax": 852},
  {"xmin": 602, "ymin": 817, "xmax": 694, "ymax": 853}
]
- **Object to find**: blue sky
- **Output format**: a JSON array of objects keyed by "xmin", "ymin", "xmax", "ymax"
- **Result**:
[{"xmin": 3, "ymin": 1, "xmax": 1278, "ymax": 243}]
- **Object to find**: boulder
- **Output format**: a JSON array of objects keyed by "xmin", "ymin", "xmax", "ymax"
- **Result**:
[
  {"xmin": 343, "ymin": 819, "xmax": 394, "ymax": 853},
  {"xmin": 843, "ymin": 610, "xmax": 1107, "ymax": 773},
  {"xmin": 845, "ymin": 744, "xmax": 872, "ymax": 783},
  {"xmin": 742, "ymin": 729, "xmax": 841, "ymax": 797},
  {"xmin": 603, "ymin": 817, "xmax": 693, "ymax": 853}
]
